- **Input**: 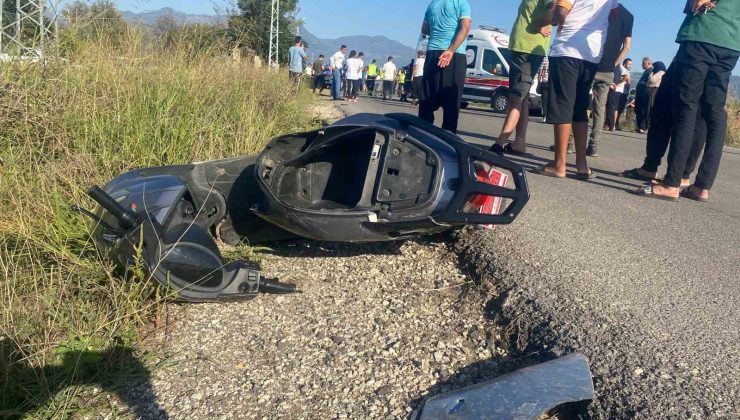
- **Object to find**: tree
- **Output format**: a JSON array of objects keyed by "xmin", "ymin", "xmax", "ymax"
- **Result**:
[
  {"xmin": 62, "ymin": 0, "xmax": 126, "ymax": 42},
  {"xmin": 228, "ymin": 0, "xmax": 299, "ymax": 64}
]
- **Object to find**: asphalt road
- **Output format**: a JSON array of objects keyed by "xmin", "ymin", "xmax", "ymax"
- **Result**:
[{"xmin": 336, "ymin": 95, "xmax": 740, "ymax": 418}]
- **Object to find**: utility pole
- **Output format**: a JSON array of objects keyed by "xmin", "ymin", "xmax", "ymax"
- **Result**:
[
  {"xmin": 268, "ymin": 0, "xmax": 279, "ymax": 69},
  {"xmin": 0, "ymin": 0, "xmax": 58, "ymax": 60}
]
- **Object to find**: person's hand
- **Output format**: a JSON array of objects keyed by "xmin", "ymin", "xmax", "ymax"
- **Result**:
[
  {"xmin": 438, "ymin": 50, "xmax": 454, "ymax": 68},
  {"xmin": 611, "ymin": 83, "xmax": 617, "ymax": 90},
  {"xmin": 539, "ymin": 25, "xmax": 552, "ymax": 37},
  {"xmin": 693, "ymin": 0, "xmax": 716, "ymax": 14}
]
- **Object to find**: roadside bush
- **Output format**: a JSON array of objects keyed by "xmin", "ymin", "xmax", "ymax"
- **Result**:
[{"xmin": 0, "ymin": 27, "xmax": 315, "ymax": 417}]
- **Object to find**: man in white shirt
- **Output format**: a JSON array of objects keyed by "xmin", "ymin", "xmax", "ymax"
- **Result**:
[
  {"xmin": 382, "ymin": 56, "xmax": 397, "ymax": 100},
  {"xmin": 329, "ymin": 45, "xmax": 347, "ymax": 100},
  {"xmin": 535, "ymin": 0, "xmax": 619, "ymax": 180},
  {"xmin": 606, "ymin": 58, "xmax": 632, "ymax": 131}
]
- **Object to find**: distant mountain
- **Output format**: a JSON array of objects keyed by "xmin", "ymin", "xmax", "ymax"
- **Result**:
[
  {"xmin": 120, "ymin": 7, "xmax": 227, "ymax": 26},
  {"xmin": 300, "ymin": 26, "xmax": 417, "ymax": 67}
]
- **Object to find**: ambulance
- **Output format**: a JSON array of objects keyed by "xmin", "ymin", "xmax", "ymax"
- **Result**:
[{"xmin": 418, "ymin": 26, "xmax": 541, "ymax": 114}]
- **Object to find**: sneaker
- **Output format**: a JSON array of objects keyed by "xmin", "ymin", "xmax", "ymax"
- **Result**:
[{"xmin": 586, "ymin": 144, "xmax": 598, "ymax": 157}]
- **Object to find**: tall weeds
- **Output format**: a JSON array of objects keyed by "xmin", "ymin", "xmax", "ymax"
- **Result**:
[{"xmin": 0, "ymin": 27, "xmax": 315, "ymax": 417}]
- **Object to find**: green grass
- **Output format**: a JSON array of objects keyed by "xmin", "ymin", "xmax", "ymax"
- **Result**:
[
  {"xmin": 0, "ymin": 28, "xmax": 317, "ymax": 418},
  {"xmin": 726, "ymin": 99, "xmax": 740, "ymax": 147}
]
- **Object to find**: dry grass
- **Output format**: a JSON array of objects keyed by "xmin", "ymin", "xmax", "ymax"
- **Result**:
[{"xmin": 0, "ymin": 27, "xmax": 316, "ymax": 418}]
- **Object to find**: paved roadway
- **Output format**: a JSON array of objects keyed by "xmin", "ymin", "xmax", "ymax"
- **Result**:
[{"xmin": 333, "ymin": 96, "xmax": 739, "ymax": 418}]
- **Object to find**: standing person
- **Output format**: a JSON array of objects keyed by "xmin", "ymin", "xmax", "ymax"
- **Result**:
[
  {"xmin": 418, "ymin": 0, "xmax": 472, "ymax": 134},
  {"xmin": 288, "ymin": 36, "xmax": 308, "ymax": 92},
  {"xmin": 535, "ymin": 0, "xmax": 619, "ymax": 178},
  {"xmin": 398, "ymin": 69, "xmax": 408, "ymax": 101},
  {"xmin": 646, "ymin": 61, "xmax": 666, "ymax": 123},
  {"xmin": 615, "ymin": 59, "xmax": 632, "ymax": 130},
  {"xmin": 367, "ymin": 59, "xmax": 378, "ymax": 96},
  {"xmin": 636, "ymin": 0, "xmax": 740, "ymax": 202},
  {"xmin": 382, "ymin": 56, "xmax": 397, "ymax": 100},
  {"xmin": 634, "ymin": 57, "xmax": 653, "ymax": 133},
  {"xmin": 490, "ymin": 0, "xmax": 554, "ymax": 155},
  {"xmin": 537, "ymin": 56, "xmax": 550, "ymax": 122},
  {"xmin": 346, "ymin": 51, "xmax": 365, "ymax": 102},
  {"xmin": 607, "ymin": 58, "xmax": 632, "ymax": 131},
  {"xmin": 621, "ymin": 62, "xmax": 708, "ymax": 188},
  {"xmin": 412, "ymin": 50, "xmax": 426, "ymax": 105},
  {"xmin": 587, "ymin": 1, "xmax": 633, "ymax": 157},
  {"xmin": 329, "ymin": 45, "xmax": 347, "ymax": 100},
  {"xmin": 311, "ymin": 55, "xmax": 325, "ymax": 94}
]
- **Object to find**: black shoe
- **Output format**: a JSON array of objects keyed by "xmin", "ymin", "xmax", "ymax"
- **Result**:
[
  {"xmin": 490, "ymin": 143, "xmax": 505, "ymax": 156},
  {"xmin": 586, "ymin": 144, "xmax": 598, "ymax": 157}
]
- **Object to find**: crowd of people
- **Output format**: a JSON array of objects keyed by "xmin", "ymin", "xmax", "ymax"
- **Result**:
[
  {"xmin": 288, "ymin": 0, "xmax": 738, "ymax": 203},
  {"xmin": 288, "ymin": 39, "xmax": 428, "ymax": 104}
]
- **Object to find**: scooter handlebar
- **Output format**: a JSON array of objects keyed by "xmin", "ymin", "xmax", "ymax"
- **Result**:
[{"xmin": 87, "ymin": 186, "xmax": 137, "ymax": 230}]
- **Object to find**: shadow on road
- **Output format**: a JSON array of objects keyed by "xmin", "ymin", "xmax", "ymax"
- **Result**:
[{"xmin": 0, "ymin": 339, "xmax": 167, "ymax": 419}]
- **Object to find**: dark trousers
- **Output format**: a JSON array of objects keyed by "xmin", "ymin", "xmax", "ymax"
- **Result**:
[
  {"xmin": 419, "ymin": 50, "xmax": 467, "ymax": 133},
  {"xmin": 606, "ymin": 91, "xmax": 620, "ymax": 129},
  {"xmin": 635, "ymin": 90, "xmax": 649, "ymax": 130},
  {"xmin": 382, "ymin": 80, "xmax": 394, "ymax": 99},
  {"xmin": 616, "ymin": 93, "xmax": 628, "ymax": 129},
  {"xmin": 539, "ymin": 82, "xmax": 549, "ymax": 119},
  {"xmin": 312, "ymin": 75, "xmax": 324, "ymax": 92},
  {"xmin": 642, "ymin": 63, "xmax": 708, "ymax": 180},
  {"xmin": 413, "ymin": 77, "xmax": 424, "ymax": 101},
  {"xmin": 663, "ymin": 42, "xmax": 739, "ymax": 189},
  {"xmin": 367, "ymin": 76, "xmax": 376, "ymax": 94},
  {"xmin": 348, "ymin": 79, "xmax": 361, "ymax": 99}
]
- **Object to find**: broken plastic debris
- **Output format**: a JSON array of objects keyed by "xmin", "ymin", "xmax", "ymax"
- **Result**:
[{"xmin": 413, "ymin": 353, "xmax": 595, "ymax": 420}]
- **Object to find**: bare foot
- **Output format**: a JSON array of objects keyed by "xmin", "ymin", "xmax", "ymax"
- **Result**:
[
  {"xmin": 651, "ymin": 183, "xmax": 680, "ymax": 199},
  {"xmin": 534, "ymin": 163, "xmax": 566, "ymax": 178},
  {"xmin": 680, "ymin": 179, "xmax": 691, "ymax": 188}
]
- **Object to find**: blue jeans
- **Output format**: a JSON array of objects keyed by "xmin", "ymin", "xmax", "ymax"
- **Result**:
[{"xmin": 332, "ymin": 69, "xmax": 342, "ymax": 99}]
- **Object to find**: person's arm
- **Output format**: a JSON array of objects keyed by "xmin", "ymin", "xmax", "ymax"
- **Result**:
[
  {"xmin": 421, "ymin": 21, "xmax": 430, "ymax": 36},
  {"xmin": 438, "ymin": 18, "xmax": 471, "ymax": 68},
  {"xmin": 614, "ymin": 37, "xmax": 631, "ymax": 67},
  {"xmin": 532, "ymin": 1, "xmax": 556, "ymax": 36},
  {"xmin": 329, "ymin": 54, "xmax": 336, "ymax": 70},
  {"xmin": 551, "ymin": 0, "xmax": 574, "ymax": 33}
]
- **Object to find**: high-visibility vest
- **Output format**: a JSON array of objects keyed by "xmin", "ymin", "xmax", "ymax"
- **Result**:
[
  {"xmin": 398, "ymin": 71, "xmax": 406, "ymax": 84},
  {"xmin": 368, "ymin": 63, "xmax": 378, "ymax": 77}
]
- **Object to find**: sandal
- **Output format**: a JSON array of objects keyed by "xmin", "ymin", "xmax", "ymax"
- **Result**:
[
  {"xmin": 621, "ymin": 168, "xmax": 656, "ymax": 182},
  {"xmin": 532, "ymin": 164, "xmax": 565, "ymax": 178},
  {"xmin": 680, "ymin": 187, "xmax": 708, "ymax": 203},
  {"xmin": 631, "ymin": 184, "xmax": 678, "ymax": 202},
  {"xmin": 503, "ymin": 143, "xmax": 527, "ymax": 156},
  {"xmin": 490, "ymin": 143, "xmax": 505, "ymax": 156},
  {"xmin": 575, "ymin": 169, "xmax": 595, "ymax": 180}
]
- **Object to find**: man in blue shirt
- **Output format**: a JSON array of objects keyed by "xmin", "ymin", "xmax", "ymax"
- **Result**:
[
  {"xmin": 288, "ymin": 36, "xmax": 308, "ymax": 92},
  {"xmin": 418, "ymin": 0, "xmax": 472, "ymax": 134}
]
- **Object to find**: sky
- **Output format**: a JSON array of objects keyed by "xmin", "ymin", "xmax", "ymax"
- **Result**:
[{"xmin": 114, "ymin": 0, "xmax": 738, "ymax": 75}]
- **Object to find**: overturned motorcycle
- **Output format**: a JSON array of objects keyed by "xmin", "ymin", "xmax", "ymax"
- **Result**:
[{"xmin": 80, "ymin": 113, "xmax": 529, "ymax": 302}]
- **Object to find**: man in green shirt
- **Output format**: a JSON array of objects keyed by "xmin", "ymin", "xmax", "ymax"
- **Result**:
[
  {"xmin": 491, "ymin": 0, "xmax": 554, "ymax": 156},
  {"xmin": 637, "ymin": 0, "xmax": 740, "ymax": 202}
]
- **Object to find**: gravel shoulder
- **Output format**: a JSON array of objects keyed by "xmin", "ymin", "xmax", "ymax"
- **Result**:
[{"xmin": 125, "ymin": 238, "xmax": 513, "ymax": 419}]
